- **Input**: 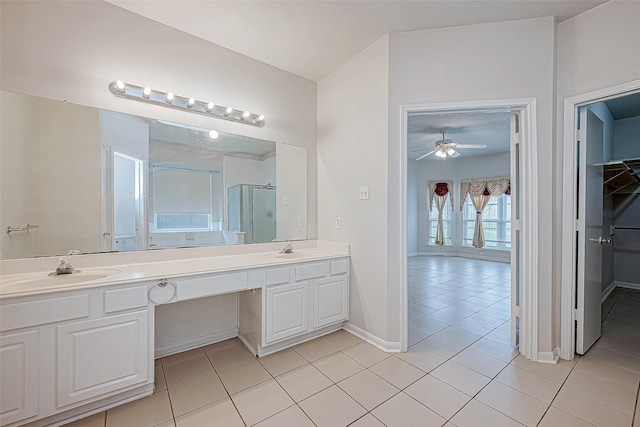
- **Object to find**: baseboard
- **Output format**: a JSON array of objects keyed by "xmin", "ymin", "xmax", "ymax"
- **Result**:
[
  {"xmin": 412, "ymin": 251, "xmax": 510, "ymax": 264},
  {"xmin": 615, "ymin": 281, "xmax": 640, "ymax": 291},
  {"xmin": 155, "ymin": 328, "xmax": 238, "ymax": 358},
  {"xmin": 408, "ymin": 252, "xmax": 419, "ymax": 257},
  {"xmin": 537, "ymin": 348, "xmax": 559, "ymax": 364},
  {"xmin": 343, "ymin": 322, "xmax": 401, "ymax": 353},
  {"xmin": 601, "ymin": 281, "xmax": 617, "ymax": 303}
]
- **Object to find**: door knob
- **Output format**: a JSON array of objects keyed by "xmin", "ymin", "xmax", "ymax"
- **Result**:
[{"xmin": 589, "ymin": 237, "xmax": 612, "ymax": 244}]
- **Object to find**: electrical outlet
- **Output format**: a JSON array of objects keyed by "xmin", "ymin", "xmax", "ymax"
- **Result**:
[
  {"xmin": 358, "ymin": 186, "xmax": 370, "ymax": 200},
  {"xmin": 335, "ymin": 216, "xmax": 341, "ymax": 229}
]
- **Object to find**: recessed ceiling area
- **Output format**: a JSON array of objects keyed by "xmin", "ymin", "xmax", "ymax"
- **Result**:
[
  {"xmin": 408, "ymin": 111, "xmax": 511, "ymax": 161},
  {"xmin": 106, "ymin": 0, "xmax": 606, "ymax": 82}
]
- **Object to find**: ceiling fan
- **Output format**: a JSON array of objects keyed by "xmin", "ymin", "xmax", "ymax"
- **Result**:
[{"xmin": 413, "ymin": 132, "xmax": 487, "ymax": 161}]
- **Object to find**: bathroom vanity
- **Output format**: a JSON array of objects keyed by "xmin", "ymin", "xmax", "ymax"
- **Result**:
[{"xmin": 0, "ymin": 241, "xmax": 349, "ymax": 427}]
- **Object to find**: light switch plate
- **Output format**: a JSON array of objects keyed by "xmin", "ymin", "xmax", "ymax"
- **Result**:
[
  {"xmin": 335, "ymin": 216, "xmax": 341, "ymax": 229},
  {"xmin": 282, "ymin": 196, "xmax": 288, "ymax": 206},
  {"xmin": 358, "ymin": 186, "xmax": 370, "ymax": 200}
]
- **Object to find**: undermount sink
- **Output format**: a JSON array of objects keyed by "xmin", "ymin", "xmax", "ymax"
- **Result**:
[{"xmin": 1, "ymin": 269, "xmax": 120, "ymax": 292}]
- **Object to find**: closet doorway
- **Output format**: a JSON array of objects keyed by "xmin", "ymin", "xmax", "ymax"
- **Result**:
[
  {"xmin": 400, "ymin": 98, "xmax": 539, "ymax": 361},
  {"xmin": 561, "ymin": 82, "xmax": 640, "ymax": 359}
]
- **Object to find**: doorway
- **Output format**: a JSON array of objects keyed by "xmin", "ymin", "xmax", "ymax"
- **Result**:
[
  {"xmin": 111, "ymin": 150, "xmax": 145, "ymax": 252},
  {"xmin": 400, "ymin": 98, "xmax": 539, "ymax": 361},
  {"xmin": 561, "ymin": 80, "xmax": 640, "ymax": 359}
]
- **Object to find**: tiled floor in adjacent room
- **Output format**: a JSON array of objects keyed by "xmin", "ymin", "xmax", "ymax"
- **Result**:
[{"xmin": 66, "ymin": 256, "xmax": 640, "ymax": 427}]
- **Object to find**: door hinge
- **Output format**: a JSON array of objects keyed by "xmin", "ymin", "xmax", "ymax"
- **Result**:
[
  {"xmin": 577, "ymin": 129, "xmax": 585, "ymax": 142},
  {"xmin": 574, "ymin": 308, "xmax": 581, "ymax": 322}
]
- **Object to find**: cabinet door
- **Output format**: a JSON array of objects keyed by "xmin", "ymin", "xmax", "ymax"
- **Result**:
[
  {"xmin": 265, "ymin": 282, "xmax": 309, "ymax": 344},
  {"xmin": 57, "ymin": 311, "xmax": 149, "ymax": 407},
  {"xmin": 0, "ymin": 330, "xmax": 39, "ymax": 425},
  {"xmin": 313, "ymin": 275, "xmax": 349, "ymax": 329}
]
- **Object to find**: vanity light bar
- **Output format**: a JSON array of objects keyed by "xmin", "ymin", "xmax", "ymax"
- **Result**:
[{"xmin": 108, "ymin": 81, "xmax": 265, "ymax": 127}]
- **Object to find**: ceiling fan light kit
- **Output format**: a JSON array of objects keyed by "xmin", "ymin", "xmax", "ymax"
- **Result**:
[{"xmin": 413, "ymin": 131, "xmax": 488, "ymax": 161}]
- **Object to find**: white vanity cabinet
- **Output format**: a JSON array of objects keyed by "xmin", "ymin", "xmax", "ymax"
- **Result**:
[
  {"xmin": 0, "ymin": 330, "xmax": 39, "ymax": 426},
  {"xmin": 0, "ymin": 283, "xmax": 153, "ymax": 427},
  {"xmin": 240, "ymin": 257, "xmax": 350, "ymax": 356}
]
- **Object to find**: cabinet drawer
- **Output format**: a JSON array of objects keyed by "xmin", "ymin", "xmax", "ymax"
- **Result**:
[
  {"xmin": 104, "ymin": 286, "xmax": 148, "ymax": 313},
  {"xmin": 1, "ymin": 294, "xmax": 90, "ymax": 332},
  {"xmin": 330, "ymin": 259, "xmax": 349, "ymax": 275},
  {"xmin": 177, "ymin": 272, "xmax": 248, "ymax": 301},
  {"xmin": 266, "ymin": 267, "xmax": 290, "ymax": 286},
  {"xmin": 295, "ymin": 262, "xmax": 327, "ymax": 281}
]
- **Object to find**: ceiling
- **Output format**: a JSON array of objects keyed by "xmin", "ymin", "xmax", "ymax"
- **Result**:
[
  {"xmin": 106, "ymin": 0, "xmax": 606, "ymax": 82},
  {"xmin": 408, "ymin": 111, "xmax": 511, "ymax": 161}
]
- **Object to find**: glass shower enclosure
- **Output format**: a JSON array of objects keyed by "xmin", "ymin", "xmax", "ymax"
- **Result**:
[{"xmin": 227, "ymin": 184, "xmax": 276, "ymax": 244}]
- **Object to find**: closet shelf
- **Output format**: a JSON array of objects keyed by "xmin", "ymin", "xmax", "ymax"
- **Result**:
[{"xmin": 603, "ymin": 159, "xmax": 640, "ymax": 197}]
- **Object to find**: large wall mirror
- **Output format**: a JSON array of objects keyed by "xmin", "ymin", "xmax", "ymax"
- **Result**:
[{"xmin": 0, "ymin": 90, "xmax": 307, "ymax": 259}]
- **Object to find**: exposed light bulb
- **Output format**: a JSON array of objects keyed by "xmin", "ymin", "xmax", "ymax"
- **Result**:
[
  {"xmin": 446, "ymin": 147, "xmax": 456, "ymax": 156},
  {"xmin": 116, "ymin": 80, "xmax": 125, "ymax": 92},
  {"xmin": 242, "ymin": 111, "xmax": 250, "ymax": 120},
  {"xmin": 206, "ymin": 101, "xmax": 215, "ymax": 112},
  {"xmin": 208, "ymin": 130, "xmax": 219, "ymax": 140},
  {"xmin": 224, "ymin": 106, "xmax": 233, "ymax": 116},
  {"xmin": 435, "ymin": 150, "xmax": 446, "ymax": 158},
  {"xmin": 187, "ymin": 97, "xmax": 196, "ymax": 108},
  {"xmin": 165, "ymin": 92, "xmax": 174, "ymax": 104},
  {"xmin": 142, "ymin": 87, "xmax": 151, "ymax": 98},
  {"xmin": 256, "ymin": 115, "xmax": 265, "ymax": 124}
]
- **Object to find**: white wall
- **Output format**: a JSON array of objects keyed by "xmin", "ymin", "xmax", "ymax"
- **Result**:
[
  {"xmin": 556, "ymin": 0, "xmax": 640, "ymax": 349},
  {"xmin": 406, "ymin": 161, "xmax": 419, "ymax": 255},
  {"xmin": 389, "ymin": 17, "xmax": 556, "ymax": 348},
  {"xmin": 0, "ymin": 0, "xmax": 317, "ymax": 240},
  {"xmin": 317, "ymin": 36, "xmax": 390, "ymax": 343},
  {"xmin": 413, "ymin": 152, "xmax": 511, "ymax": 262}
]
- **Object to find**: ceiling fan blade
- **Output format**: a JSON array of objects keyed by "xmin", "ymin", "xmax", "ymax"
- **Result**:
[
  {"xmin": 450, "ymin": 151, "xmax": 461, "ymax": 158},
  {"xmin": 455, "ymin": 144, "xmax": 488, "ymax": 149},
  {"xmin": 415, "ymin": 150, "xmax": 436, "ymax": 161},
  {"xmin": 410, "ymin": 147, "xmax": 429, "ymax": 153}
]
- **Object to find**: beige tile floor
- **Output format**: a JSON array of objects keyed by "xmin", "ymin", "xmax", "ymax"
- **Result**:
[{"xmin": 64, "ymin": 257, "xmax": 640, "ymax": 427}]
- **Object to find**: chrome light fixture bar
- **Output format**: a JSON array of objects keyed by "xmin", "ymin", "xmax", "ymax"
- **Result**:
[{"xmin": 109, "ymin": 81, "xmax": 265, "ymax": 127}]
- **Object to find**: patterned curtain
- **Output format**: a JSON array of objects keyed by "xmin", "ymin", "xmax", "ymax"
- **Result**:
[{"xmin": 460, "ymin": 177, "xmax": 510, "ymax": 248}]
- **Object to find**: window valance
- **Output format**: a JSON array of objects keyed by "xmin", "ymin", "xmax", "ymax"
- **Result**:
[
  {"xmin": 459, "ymin": 177, "xmax": 510, "ymax": 211},
  {"xmin": 428, "ymin": 181, "xmax": 454, "ymax": 210}
]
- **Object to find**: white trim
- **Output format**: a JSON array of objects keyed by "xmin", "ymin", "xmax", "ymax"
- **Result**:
[
  {"xmin": 400, "ymin": 98, "xmax": 538, "ymax": 360},
  {"xmin": 343, "ymin": 322, "xmax": 401, "ymax": 353},
  {"xmin": 411, "ymin": 252, "xmax": 511, "ymax": 263},
  {"xmin": 537, "ymin": 348, "xmax": 559, "ymax": 364},
  {"xmin": 601, "ymin": 281, "xmax": 617, "ymax": 303},
  {"xmin": 408, "ymin": 252, "xmax": 419, "ymax": 257},
  {"xmin": 616, "ymin": 281, "xmax": 640, "ymax": 291},
  {"xmin": 154, "ymin": 328, "xmax": 238, "ymax": 358},
  {"xmin": 560, "ymin": 79, "xmax": 640, "ymax": 361}
]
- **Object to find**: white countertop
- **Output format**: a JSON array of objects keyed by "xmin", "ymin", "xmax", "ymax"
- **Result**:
[{"xmin": 0, "ymin": 241, "xmax": 349, "ymax": 300}]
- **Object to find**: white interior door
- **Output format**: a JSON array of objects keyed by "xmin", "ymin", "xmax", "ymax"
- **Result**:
[
  {"xmin": 112, "ymin": 151, "xmax": 145, "ymax": 252},
  {"xmin": 576, "ymin": 108, "xmax": 605, "ymax": 355}
]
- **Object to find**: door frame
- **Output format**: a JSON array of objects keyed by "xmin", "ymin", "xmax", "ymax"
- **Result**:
[
  {"xmin": 400, "ymin": 98, "xmax": 539, "ymax": 361},
  {"xmin": 560, "ymin": 79, "xmax": 640, "ymax": 360}
]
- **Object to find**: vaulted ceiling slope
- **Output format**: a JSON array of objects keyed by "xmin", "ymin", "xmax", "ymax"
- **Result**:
[{"xmin": 106, "ymin": 0, "xmax": 605, "ymax": 82}]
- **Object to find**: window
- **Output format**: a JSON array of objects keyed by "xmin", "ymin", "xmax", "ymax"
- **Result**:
[
  {"xmin": 428, "ymin": 196, "xmax": 452, "ymax": 246},
  {"xmin": 463, "ymin": 193, "xmax": 511, "ymax": 249},
  {"xmin": 152, "ymin": 164, "xmax": 220, "ymax": 231}
]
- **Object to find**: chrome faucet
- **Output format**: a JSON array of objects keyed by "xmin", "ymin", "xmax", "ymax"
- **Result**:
[
  {"xmin": 49, "ymin": 250, "xmax": 81, "ymax": 276},
  {"xmin": 279, "ymin": 242, "xmax": 294, "ymax": 254}
]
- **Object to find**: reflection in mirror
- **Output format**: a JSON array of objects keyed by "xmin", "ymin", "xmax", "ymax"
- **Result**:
[{"xmin": 0, "ymin": 91, "xmax": 307, "ymax": 259}]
